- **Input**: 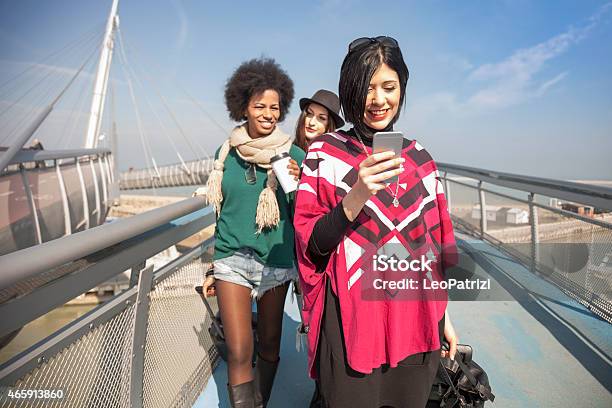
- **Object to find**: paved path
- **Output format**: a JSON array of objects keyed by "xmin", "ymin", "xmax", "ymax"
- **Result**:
[{"xmin": 194, "ymin": 234, "xmax": 612, "ymax": 407}]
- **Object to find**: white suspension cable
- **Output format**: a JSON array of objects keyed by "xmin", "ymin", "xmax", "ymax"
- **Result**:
[
  {"xmin": 0, "ymin": 29, "xmax": 105, "ymax": 145},
  {"xmin": 180, "ymin": 87, "xmax": 230, "ymax": 135},
  {"xmin": 116, "ymin": 37, "xmax": 159, "ymax": 181},
  {"xmin": 114, "ymin": 33, "xmax": 191, "ymax": 175},
  {"xmin": 0, "ymin": 41, "xmax": 103, "ymax": 171},
  {"xmin": 62, "ymin": 70, "xmax": 95, "ymax": 149},
  {"xmin": 0, "ymin": 24, "xmax": 105, "ymax": 97},
  {"xmin": 116, "ymin": 30, "xmax": 213, "ymax": 162}
]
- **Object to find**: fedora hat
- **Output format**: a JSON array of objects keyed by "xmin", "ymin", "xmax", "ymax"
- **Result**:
[{"xmin": 299, "ymin": 89, "xmax": 345, "ymax": 128}]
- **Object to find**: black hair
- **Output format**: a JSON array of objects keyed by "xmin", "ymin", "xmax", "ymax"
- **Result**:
[
  {"xmin": 338, "ymin": 40, "xmax": 409, "ymax": 136},
  {"xmin": 224, "ymin": 57, "xmax": 294, "ymax": 122}
]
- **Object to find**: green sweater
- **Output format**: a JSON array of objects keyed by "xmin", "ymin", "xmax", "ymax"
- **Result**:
[{"xmin": 213, "ymin": 144, "xmax": 305, "ymax": 268}]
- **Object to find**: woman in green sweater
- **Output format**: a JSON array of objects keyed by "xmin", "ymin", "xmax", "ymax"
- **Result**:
[{"xmin": 202, "ymin": 58, "xmax": 305, "ymax": 408}]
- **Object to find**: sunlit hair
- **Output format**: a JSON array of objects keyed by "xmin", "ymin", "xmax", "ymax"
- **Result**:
[
  {"xmin": 293, "ymin": 104, "xmax": 337, "ymax": 151},
  {"xmin": 225, "ymin": 57, "xmax": 294, "ymax": 122},
  {"xmin": 338, "ymin": 41, "xmax": 409, "ymax": 136}
]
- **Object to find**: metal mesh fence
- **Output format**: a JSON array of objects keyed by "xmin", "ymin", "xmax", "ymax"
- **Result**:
[
  {"xmin": 533, "ymin": 207, "xmax": 612, "ymax": 322},
  {"xmin": 443, "ymin": 174, "xmax": 612, "ymax": 322},
  {"xmin": 586, "ymin": 224, "xmax": 612, "ymax": 320},
  {"xmin": 445, "ymin": 178, "xmax": 480, "ymax": 231},
  {"xmin": 1, "ymin": 251, "xmax": 221, "ymax": 408},
  {"xmin": 0, "ymin": 303, "xmax": 136, "ymax": 408},
  {"xmin": 142, "ymin": 258, "xmax": 218, "ymax": 408},
  {"xmin": 482, "ymin": 190, "xmax": 533, "ymax": 260}
]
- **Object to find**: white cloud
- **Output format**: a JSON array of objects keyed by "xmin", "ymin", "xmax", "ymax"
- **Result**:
[
  {"xmin": 535, "ymin": 71, "xmax": 568, "ymax": 96},
  {"xmin": 465, "ymin": 27, "xmax": 579, "ymax": 110},
  {"xmin": 412, "ymin": 2, "xmax": 611, "ymax": 119}
]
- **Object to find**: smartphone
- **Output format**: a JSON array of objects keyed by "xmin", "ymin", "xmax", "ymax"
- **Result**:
[{"xmin": 372, "ymin": 131, "xmax": 404, "ymax": 183}]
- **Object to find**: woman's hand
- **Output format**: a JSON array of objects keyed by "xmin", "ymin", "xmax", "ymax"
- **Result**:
[
  {"xmin": 441, "ymin": 310, "xmax": 458, "ymax": 360},
  {"xmin": 287, "ymin": 158, "xmax": 301, "ymax": 180},
  {"xmin": 342, "ymin": 151, "xmax": 404, "ymax": 221},
  {"xmin": 355, "ymin": 151, "xmax": 404, "ymax": 196},
  {"xmin": 202, "ymin": 276, "xmax": 216, "ymax": 297}
]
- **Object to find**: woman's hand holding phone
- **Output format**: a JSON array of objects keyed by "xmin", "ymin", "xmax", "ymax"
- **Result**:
[
  {"xmin": 356, "ymin": 151, "xmax": 404, "ymax": 195},
  {"xmin": 342, "ymin": 151, "xmax": 404, "ymax": 221},
  {"xmin": 372, "ymin": 131, "xmax": 404, "ymax": 183}
]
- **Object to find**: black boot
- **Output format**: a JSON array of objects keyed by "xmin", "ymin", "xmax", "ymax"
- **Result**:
[
  {"xmin": 254, "ymin": 354, "xmax": 279, "ymax": 408},
  {"xmin": 227, "ymin": 381, "xmax": 256, "ymax": 408}
]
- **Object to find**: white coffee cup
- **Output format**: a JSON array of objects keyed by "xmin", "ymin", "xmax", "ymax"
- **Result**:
[{"xmin": 270, "ymin": 152, "xmax": 298, "ymax": 193}]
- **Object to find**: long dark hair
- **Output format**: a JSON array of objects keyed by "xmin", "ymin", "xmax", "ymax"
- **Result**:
[
  {"xmin": 293, "ymin": 104, "xmax": 337, "ymax": 151},
  {"xmin": 339, "ymin": 41, "xmax": 409, "ymax": 137}
]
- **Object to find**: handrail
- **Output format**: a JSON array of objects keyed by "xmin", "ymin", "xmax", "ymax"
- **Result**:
[
  {"xmin": 444, "ymin": 177, "xmax": 612, "ymax": 229},
  {"xmin": 7, "ymin": 147, "xmax": 111, "ymax": 165},
  {"xmin": 119, "ymin": 158, "xmax": 213, "ymax": 190},
  {"xmin": 439, "ymin": 162, "xmax": 612, "ymax": 322},
  {"xmin": 0, "ymin": 196, "xmax": 209, "ymax": 292},
  {"xmin": 437, "ymin": 162, "xmax": 612, "ymax": 211}
]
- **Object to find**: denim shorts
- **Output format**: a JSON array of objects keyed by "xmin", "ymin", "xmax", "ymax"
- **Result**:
[{"xmin": 213, "ymin": 248, "xmax": 298, "ymax": 299}]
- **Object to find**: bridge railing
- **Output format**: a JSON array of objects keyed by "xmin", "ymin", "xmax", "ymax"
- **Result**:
[
  {"xmin": 0, "ymin": 197, "xmax": 219, "ymax": 408},
  {"xmin": 438, "ymin": 163, "xmax": 612, "ymax": 322},
  {"xmin": 119, "ymin": 159, "xmax": 214, "ymax": 190},
  {"xmin": 0, "ymin": 148, "xmax": 117, "ymax": 256}
]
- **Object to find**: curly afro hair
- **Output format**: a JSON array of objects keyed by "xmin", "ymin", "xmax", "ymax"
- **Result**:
[{"xmin": 224, "ymin": 58, "xmax": 294, "ymax": 122}]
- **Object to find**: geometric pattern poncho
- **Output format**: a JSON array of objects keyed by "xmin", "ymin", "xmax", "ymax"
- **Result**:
[{"xmin": 293, "ymin": 131, "xmax": 457, "ymax": 378}]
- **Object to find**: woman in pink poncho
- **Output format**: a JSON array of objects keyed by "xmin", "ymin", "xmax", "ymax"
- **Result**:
[{"xmin": 294, "ymin": 36, "xmax": 459, "ymax": 408}]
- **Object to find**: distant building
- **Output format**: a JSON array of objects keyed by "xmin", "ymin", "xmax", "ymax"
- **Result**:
[
  {"xmin": 500, "ymin": 207, "xmax": 529, "ymax": 224},
  {"xmin": 549, "ymin": 198, "xmax": 561, "ymax": 209},
  {"xmin": 472, "ymin": 205, "xmax": 529, "ymax": 224},
  {"xmin": 561, "ymin": 203, "xmax": 594, "ymax": 217},
  {"xmin": 471, "ymin": 205, "xmax": 501, "ymax": 222}
]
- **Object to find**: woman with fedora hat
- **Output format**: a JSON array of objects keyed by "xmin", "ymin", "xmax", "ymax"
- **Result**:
[
  {"xmin": 290, "ymin": 90, "xmax": 344, "ymax": 407},
  {"xmin": 294, "ymin": 89, "xmax": 345, "ymax": 152},
  {"xmin": 286, "ymin": 89, "xmax": 344, "ymax": 182}
]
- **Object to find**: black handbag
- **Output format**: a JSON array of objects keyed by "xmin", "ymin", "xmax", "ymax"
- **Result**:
[{"xmin": 428, "ymin": 343, "xmax": 495, "ymax": 408}]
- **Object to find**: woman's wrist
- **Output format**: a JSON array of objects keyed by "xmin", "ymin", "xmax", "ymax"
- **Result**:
[{"xmin": 342, "ymin": 185, "xmax": 371, "ymax": 221}]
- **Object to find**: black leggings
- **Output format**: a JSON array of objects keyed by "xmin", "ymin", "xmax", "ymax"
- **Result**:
[{"xmin": 317, "ymin": 280, "xmax": 443, "ymax": 408}]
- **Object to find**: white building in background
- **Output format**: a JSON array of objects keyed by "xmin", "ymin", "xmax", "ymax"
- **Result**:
[
  {"xmin": 471, "ymin": 205, "xmax": 501, "ymax": 222},
  {"xmin": 471, "ymin": 205, "xmax": 529, "ymax": 224},
  {"xmin": 503, "ymin": 208, "xmax": 529, "ymax": 224},
  {"xmin": 549, "ymin": 198, "xmax": 561, "ymax": 209}
]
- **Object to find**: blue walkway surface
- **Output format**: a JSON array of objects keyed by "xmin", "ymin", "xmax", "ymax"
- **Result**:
[
  {"xmin": 194, "ymin": 234, "xmax": 612, "ymax": 407},
  {"xmin": 194, "ymin": 287, "xmax": 312, "ymax": 407}
]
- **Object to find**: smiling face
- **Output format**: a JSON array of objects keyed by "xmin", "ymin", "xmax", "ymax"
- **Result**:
[
  {"xmin": 245, "ymin": 89, "xmax": 280, "ymax": 138},
  {"xmin": 303, "ymin": 103, "xmax": 330, "ymax": 141},
  {"xmin": 362, "ymin": 63, "xmax": 401, "ymax": 130}
]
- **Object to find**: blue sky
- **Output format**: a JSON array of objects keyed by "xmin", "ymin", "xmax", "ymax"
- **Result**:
[{"xmin": 1, "ymin": 0, "xmax": 611, "ymax": 180}]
